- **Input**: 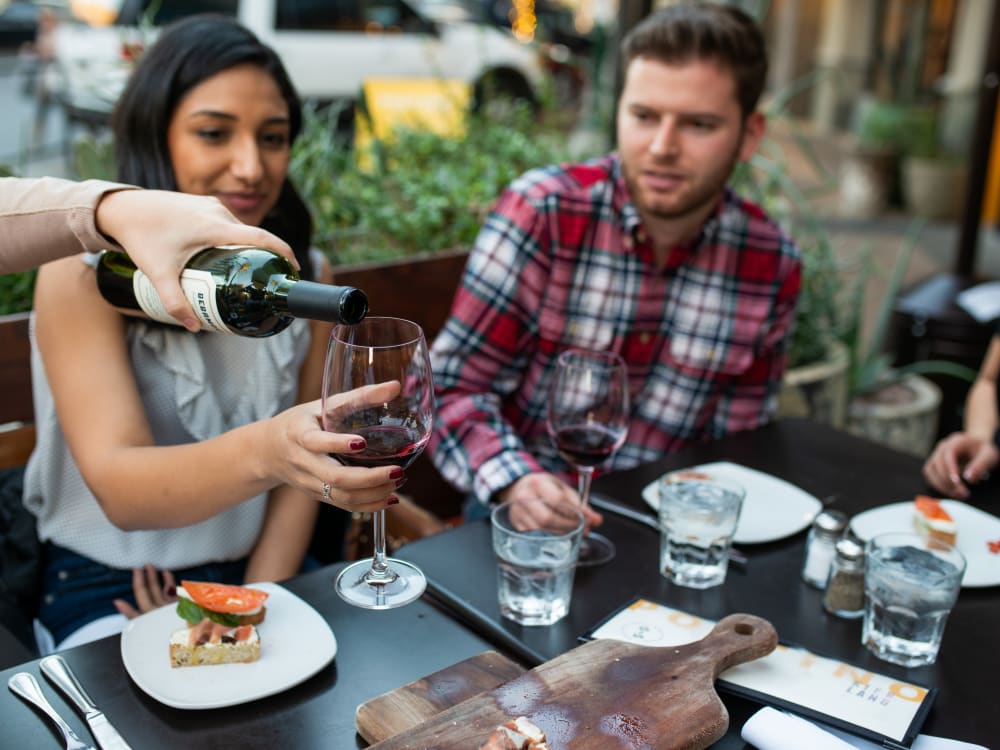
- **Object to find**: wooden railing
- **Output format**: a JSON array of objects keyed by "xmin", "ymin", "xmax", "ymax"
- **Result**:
[{"xmin": 0, "ymin": 312, "xmax": 34, "ymax": 471}]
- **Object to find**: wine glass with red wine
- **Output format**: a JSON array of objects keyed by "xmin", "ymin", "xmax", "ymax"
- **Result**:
[
  {"xmin": 322, "ymin": 317, "xmax": 433, "ymax": 609},
  {"xmin": 546, "ymin": 349, "xmax": 629, "ymax": 566}
]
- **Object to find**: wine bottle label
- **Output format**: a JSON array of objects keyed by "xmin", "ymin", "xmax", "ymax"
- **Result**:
[{"xmin": 132, "ymin": 269, "xmax": 230, "ymax": 333}]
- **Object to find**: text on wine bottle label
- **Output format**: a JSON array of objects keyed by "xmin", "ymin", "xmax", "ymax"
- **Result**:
[{"xmin": 132, "ymin": 269, "xmax": 230, "ymax": 333}]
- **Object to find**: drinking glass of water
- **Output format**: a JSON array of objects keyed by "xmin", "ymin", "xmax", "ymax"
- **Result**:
[
  {"xmin": 658, "ymin": 476, "xmax": 745, "ymax": 589},
  {"xmin": 490, "ymin": 500, "xmax": 585, "ymax": 626},
  {"xmin": 863, "ymin": 532, "xmax": 966, "ymax": 667}
]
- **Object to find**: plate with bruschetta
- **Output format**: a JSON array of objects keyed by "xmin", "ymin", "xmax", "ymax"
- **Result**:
[{"xmin": 121, "ymin": 581, "xmax": 336, "ymax": 709}]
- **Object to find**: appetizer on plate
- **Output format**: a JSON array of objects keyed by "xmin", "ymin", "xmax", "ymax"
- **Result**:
[
  {"xmin": 913, "ymin": 495, "xmax": 957, "ymax": 548},
  {"xmin": 169, "ymin": 581, "xmax": 270, "ymax": 668}
]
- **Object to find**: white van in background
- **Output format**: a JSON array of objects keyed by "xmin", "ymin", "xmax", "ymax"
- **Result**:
[{"xmin": 54, "ymin": 0, "xmax": 544, "ymax": 126}]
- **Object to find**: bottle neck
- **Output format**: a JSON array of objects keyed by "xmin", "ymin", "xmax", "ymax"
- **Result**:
[
  {"xmin": 280, "ymin": 279, "xmax": 368, "ymax": 324},
  {"xmin": 271, "ymin": 276, "xmax": 297, "ymax": 313}
]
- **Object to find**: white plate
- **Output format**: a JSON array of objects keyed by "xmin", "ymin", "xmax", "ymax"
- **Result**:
[
  {"xmin": 120, "ymin": 582, "xmax": 336, "ymax": 709},
  {"xmin": 850, "ymin": 500, "xmax": 1000, "ymax": 588},
  {"xmin": 641, "ymin": 461, "xmax": 823, "ymax": 544}
]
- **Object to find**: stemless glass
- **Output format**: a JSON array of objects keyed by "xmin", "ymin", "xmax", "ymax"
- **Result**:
[
  {"xmin": 322, "ymin": 317, "xmax": 433, "ymax": 609},
  {"xmin": 546, "ymin": 349, "xmax": 629, "ymax": 566}
]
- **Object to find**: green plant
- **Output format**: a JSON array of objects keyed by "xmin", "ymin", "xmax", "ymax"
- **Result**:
[
  {"xmin": 733, "ymin": 153, "xmax": 843, "ymax": 369},
  {"xmin": 839, "ymin": 222, "xmax": 977, "ymax": 395},
  {"xmin": 852, "ymin": 98, "xmax": 912, "ymax": 152},
  {"xmin": 0, "ymin": 163, "xmax": 36, "ymax": 315},
  {"xmin": 732, "ymin": 94, "xmax": 975, "ymax": 393},
  {"xmin": 732, "ymin": 94, "xmax": 844, "ymax": 370},
  {"xmin": 291, "ymin": 103, "xmax": 580, "ymax": 265},
  {"xmin": 0, "ymin": 268, "xmax": 35, "ymax": 316}
]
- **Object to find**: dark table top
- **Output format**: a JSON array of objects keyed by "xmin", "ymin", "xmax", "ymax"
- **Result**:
[
  {"xmin": 0, "ymin": 563, "xmax": 512, "ymax": 749},
  {"xmin": 399, "ymin": 418, "xmax": 1000, "ymax": 748}
]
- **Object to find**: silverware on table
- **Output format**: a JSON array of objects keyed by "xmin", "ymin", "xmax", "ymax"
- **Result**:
[
  {"xmin": 40, "ymin": 655, "xmax": 132, "ymax": 750},
  {"xmin": 8, "ymin": 671, "xmax": 96, "ymax": 750},
  {"xmin": 588, "ymin": 493, "xmax": 749, "ymax": 567}
]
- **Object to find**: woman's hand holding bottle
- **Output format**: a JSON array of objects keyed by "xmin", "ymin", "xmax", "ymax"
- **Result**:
[{"xmin": 94, "ymin": 189, "xmax": 297, "ymax": 332}]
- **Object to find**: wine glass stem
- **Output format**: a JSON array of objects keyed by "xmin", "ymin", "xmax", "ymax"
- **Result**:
[
  {"xmin": 367, "ymin": 509, "xmax": 393, "ymax": 582},
  {"xmin": 577, "ymin": 466, "xmax": 595, "ymax": 511}
]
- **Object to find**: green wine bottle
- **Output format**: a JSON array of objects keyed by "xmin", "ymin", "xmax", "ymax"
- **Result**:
[{"xmin": 96, "ymin": 245, "xmax": 368, "ymax": 337}]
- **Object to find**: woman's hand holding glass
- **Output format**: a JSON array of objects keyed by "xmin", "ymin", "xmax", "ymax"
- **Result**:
[{"xmin": 262, "ymin": 389, "xmax": 404, "ymax": 514}]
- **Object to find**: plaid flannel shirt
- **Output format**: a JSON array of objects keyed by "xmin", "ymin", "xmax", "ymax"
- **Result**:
[{"xmin": 429, "ymin": 154, "xmax": 801, "ymax": 504}]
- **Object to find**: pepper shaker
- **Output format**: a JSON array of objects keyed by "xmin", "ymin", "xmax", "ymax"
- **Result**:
[
  {"xmin": 823, "ymin": 537, "xmax": 866, "ymax": 618},
  {"xmin": 801, "ymin": 509, "xmax": 847, "ymax": 589}
]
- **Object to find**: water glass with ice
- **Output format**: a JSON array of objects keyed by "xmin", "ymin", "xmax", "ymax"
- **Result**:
[
  {"xmin": 863, "ymin": 532, "xmax": 966, "ymax": 668},
  {"xmin": 490, "ymin": 501, "xmax": 585, "ymax": 626},
  {"xmin": 658, "ymin": 476, "xmax": 745, "ymax": 589}
]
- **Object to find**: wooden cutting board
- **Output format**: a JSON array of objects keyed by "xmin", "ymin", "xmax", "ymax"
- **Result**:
[
  {"xmin": 361, "ymin": 613, "xmax": 777, "ymax": 750},
  {"xmin": 357, "ymin": 650, "xmax": 526, "ymax": 743}
]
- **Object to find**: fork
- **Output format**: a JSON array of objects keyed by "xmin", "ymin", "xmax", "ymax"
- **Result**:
[{"xmin": 8, "ymin": 672, "xmax": 96, "ymax": 750}]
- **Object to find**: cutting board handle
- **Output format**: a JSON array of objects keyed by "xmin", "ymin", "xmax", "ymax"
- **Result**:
[{"xmin": 693, "ymin": 613, "xmax": 778, "ymax": 676}]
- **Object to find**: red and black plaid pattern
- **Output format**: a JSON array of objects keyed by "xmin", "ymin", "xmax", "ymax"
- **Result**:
[{"xmin": 429, "ymin": 154, "xmax": 801, "ymax": 504}]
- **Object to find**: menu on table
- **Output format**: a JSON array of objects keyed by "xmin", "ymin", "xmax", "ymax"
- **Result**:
[{"xmin": 585, "ymin": 598, "xmax": 934, "ymax": 749}]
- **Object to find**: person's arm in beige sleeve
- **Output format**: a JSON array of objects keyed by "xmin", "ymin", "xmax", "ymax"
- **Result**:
[
  {"xmin": 0, "ymin": 176, "xmax": 296, "ymax": 330},
  {"xmin": 0, "ymin": 176, "xmax": 130, "ymax": 272}
]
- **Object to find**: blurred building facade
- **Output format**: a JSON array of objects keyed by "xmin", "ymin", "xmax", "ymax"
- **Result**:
[{"xmin": 600, "ymin": 0, "xmax": 998, "ymax": 225}]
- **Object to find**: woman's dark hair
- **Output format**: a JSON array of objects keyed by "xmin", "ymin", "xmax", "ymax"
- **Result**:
[
  {"xmin": 622, "ymin": 2, "xmax": 768, "ymax": 118},
  {"xmin": 112, "ymin": 14, "xmax": 313, "ymax": 278}
]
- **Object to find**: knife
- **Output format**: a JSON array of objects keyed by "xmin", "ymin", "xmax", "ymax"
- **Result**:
[
  {"xmin": 8, "ymin": 672, "xmax": 96, "ymax": 750},
  {"xmin": 40, "ymin": 655, "xmax": 132, "ymax": 750},
  {"xmin": 589, "ymin": 493, "xmax": 748, "ymax": 567}
]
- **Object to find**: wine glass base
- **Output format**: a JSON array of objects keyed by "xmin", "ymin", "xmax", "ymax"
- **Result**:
[
  {"xmin": 576, "ymin": 532, "xmax": 616, "ymax": 566},
  {"xmin": 335, "ymin": 558, "xmax": 427, "ymax": 610}
]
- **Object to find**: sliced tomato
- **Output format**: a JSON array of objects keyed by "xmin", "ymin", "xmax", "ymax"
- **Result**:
[
  {"xmin": 181, "ymin": 580, "xmax": 269, "ymax": 614},
  {"xmin": 915, "ymin": 495, "xmax": 953, "ymax": 522}
]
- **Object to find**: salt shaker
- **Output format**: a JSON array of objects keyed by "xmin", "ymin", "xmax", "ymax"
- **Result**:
[
  {"xmin": 801, "ymin": 509, "xmax": 847, "ymax": 589},
  {"xmin": 823, "ymin": 537, "xmax": 866, "ymax": 618}
]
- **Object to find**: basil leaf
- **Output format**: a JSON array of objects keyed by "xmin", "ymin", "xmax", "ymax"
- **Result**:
[{"xmin": 175, "ymin": 597, "xmax": 239, "ymax": 627}]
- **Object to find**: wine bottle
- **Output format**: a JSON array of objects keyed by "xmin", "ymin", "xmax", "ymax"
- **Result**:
[{"xmin": 96, "ymin": 245, "xmax": 368, "ymax": 337}]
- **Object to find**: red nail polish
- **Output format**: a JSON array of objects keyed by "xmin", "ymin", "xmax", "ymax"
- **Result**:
[
  {"xmin": 387, "ymin": 495, "xmax": 400, "ymax": 506},
  {"xmin": 388, "ymin": 467, "xmax": 405, "ymax": 479},
  {"xmin": 350, "ymin": 438, "xmax": 366, "ymax": 450}
]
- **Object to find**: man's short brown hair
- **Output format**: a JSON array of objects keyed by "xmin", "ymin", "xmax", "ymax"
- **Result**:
[{"xmin": 621, "ymin": 2, "xmax": 768, "ymax": 117}]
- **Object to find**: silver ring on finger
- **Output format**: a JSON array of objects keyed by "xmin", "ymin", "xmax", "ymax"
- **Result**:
[{"xmin": 321, "ymin": 483, "xmax": 332, "ymax": 501}]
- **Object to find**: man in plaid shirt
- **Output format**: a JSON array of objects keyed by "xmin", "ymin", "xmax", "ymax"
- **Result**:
[{"xmin": 429, "ymin": 3, "xmax": 801, "ymax": 525}]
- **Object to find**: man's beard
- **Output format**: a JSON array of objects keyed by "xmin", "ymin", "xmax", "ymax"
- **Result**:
[{"xmin": 624, "ymin": 141, "xmax": 743, "ymax": 223}]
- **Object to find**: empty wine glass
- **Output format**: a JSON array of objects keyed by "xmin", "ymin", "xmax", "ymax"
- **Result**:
[
  {"xmin": 322, "ymin": 316, "xmax": 434, "ymax": 609},
  {"xmin": 546, "ymin": 349, "xmax": 629, "ymax": 566}
]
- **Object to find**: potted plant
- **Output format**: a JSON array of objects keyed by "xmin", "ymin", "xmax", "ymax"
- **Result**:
[
  {"xmin": 732, "ymin": 121, "xmax": 851, "ymax": 427},
  {"xmin": 733, "ymin": 110, "xmax": 975, "ymax": 447},
  {"xmin": 838, "ymin": 97, "xmax": 909, "ymax": 219},
  {"xmin": 899, "ymin": 106, "xmax": 968, "ymax": 222},
  {"xmin": 840, "ymin": 222, "xmax": 976, "ymax": 456}
]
